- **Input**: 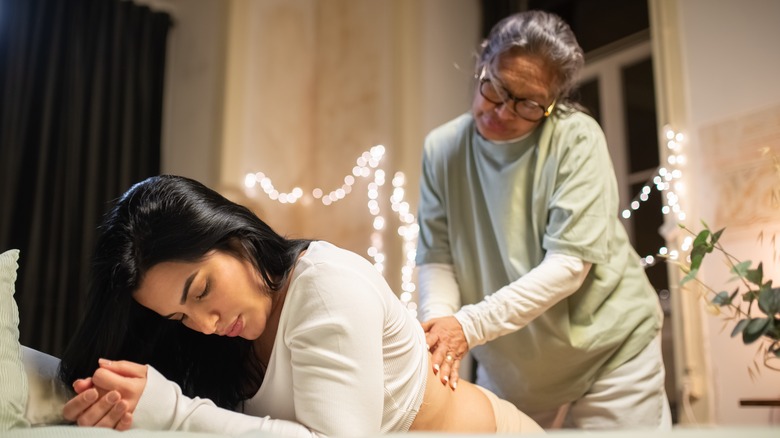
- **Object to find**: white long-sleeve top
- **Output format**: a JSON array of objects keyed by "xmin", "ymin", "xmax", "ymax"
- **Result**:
[
  {"xmin": 134, "ymin": 241, "xmax": 428, "ymax": 437},
  {"xmin": 418, "ymin": 251, "xmax": 591, "ymax": 348}
]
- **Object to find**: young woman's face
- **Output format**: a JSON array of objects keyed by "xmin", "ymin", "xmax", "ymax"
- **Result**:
[
  {"xmin": 472, "ymin": 53, "xmax": 557, "ymax": 141},
  {"xmin": 133, "ymin": 250, "xmax": 274, "ymax": 341}
]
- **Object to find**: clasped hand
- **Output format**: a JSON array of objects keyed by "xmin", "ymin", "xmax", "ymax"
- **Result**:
[
  {"xmin": 62, "ymin": 359, "xmax": 148, "ymax": 430},
  {"xmin": 421, "ymin": 316, "xmax": 469, "ymax": 390}
]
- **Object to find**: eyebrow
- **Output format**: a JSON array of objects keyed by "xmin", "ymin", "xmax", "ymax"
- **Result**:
[{"xmin": 162, "ymin": 271, "xmax": 197, "ymax": 319}]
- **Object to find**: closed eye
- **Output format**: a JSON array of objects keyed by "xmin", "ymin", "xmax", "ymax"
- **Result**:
[{"xmin": 195, "ymin": 280, "xmax": 211, "ymax": 301}]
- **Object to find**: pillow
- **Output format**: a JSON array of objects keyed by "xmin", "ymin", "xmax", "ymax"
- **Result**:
[
  {"xmin": 0, "ymin": 249, "xmax": 29, "ymax": 430},
  {"xmin": 22, "ymin": 346, "xmax": 70, "ymax": 425}
]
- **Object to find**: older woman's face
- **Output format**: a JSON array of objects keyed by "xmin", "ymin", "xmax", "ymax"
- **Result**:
[
  {"xmin": 472, "ymin": 54, "xmax": 557, "ymax": 141},
  {"xmin": 133, "ymin": 250, "xmax": 274, "ymax": 341}
]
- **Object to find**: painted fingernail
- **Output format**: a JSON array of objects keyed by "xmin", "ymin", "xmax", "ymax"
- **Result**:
[
  {"xmin": 106, "ymin": 391, "xmax": 119, "ymax": 403},
  {"xmin": 452, "ymin": 381, "xmax": 458, "ymax": 390},
  {"xmin": 433, "ymin": 363, "xmax": 440, "ymax": 373},
  {"xmin": 443, "ymin": 375, "xmax": 449, "ymax": 383}
]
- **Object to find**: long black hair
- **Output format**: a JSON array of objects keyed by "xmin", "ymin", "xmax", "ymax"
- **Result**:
[{"xmin": 58, "ymin": 174, "xmax": 311, "ymax": 408}]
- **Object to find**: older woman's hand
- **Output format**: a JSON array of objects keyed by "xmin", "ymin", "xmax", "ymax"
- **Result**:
[
  {"xmin": 421, "ymin": 316, "xmax": 469, "ymax": 390},
  {"xmin": 62, "ymin": 359, "xmax": 148, "ymax": 430}
]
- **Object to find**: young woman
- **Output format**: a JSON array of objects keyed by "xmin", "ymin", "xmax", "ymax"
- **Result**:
[{"xmin": 58, "ymin": 175, "xmax": 543, "ymax": 436}]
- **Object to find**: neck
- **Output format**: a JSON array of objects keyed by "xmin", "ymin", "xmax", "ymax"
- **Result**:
[{"xmin": 253, "ymin": 286, "xmax": 286, "ymax": 367}]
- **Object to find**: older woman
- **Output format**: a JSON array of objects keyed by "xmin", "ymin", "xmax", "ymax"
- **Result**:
[{"xmin": 416, "ymin": 10, "xmax": 672, "ymax": 430}]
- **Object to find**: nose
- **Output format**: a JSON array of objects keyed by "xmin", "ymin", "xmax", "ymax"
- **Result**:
[
  {"xmin": 184, "ymin": 310, "xmax": 219, "ymax": 335},
  {"xmin": 494, "ymin": 101, "xmax": 516, "ymax": 120}
]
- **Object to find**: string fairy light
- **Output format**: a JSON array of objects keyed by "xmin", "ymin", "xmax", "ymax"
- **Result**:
[
  {"xmin": 623, "ymin": 125, "xmax": 687, "ymax": 268},
  {"xmin": 243, "ymin": 145, "xmax": 419, "ymax": 315}
]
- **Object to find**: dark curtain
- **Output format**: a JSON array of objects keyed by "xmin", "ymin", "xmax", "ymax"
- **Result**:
[{"xmin": 0, "ymin": 0, "xmax": 172, "ymax": 356}]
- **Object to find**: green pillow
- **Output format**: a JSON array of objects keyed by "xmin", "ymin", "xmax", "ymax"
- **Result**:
[{"xmin": 0, "ymin": 249, "xmax": 30, "ymax": 430}]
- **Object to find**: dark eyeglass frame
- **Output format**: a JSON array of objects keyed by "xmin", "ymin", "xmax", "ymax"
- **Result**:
[{"xmin": 477, "ymin": 68, "xmax": 556, "ymax": 122}]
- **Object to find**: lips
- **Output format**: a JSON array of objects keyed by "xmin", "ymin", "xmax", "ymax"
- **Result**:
[
  {"xmin": 225, "ymin": 317, "xmax": 243, "ymax": 337},
  {"xmin": 478, "ymin": 115, "xmax": 509, "ymax": 137}
]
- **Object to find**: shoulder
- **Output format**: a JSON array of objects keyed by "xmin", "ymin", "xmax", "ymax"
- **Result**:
[
  {"xmin": 548, "ymin": 109, "xmax": 603, "ymax": 137},
  {"xmin": 542, "ymin": 109, "xmax": 608, "ymax": 157},
  {"xmin": 283, "ymin": 242, "xmax": 389, "ymax": 330},
  {"xmin": 290, "ymin": 242, "xmax": 386, "ymax": 302},
  {"xmin": 424, "ymin": 113, "xmax": 474, "ymax": 153}
]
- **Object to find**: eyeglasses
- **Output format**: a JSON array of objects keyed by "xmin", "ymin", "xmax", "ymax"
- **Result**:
[{"xmin": 477, "ymin": 68, "xmax": 556, "ymax": 122}]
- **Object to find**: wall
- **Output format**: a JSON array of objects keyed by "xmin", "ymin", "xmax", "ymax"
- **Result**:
[
  {"xmin": 137, "ymin": 0, "xmax": 228, "ymax": 188},
  {"xmin": 148, "ymin": 0, "xmax": 780, "ymax": 426},
  {"xmin": 672, "ymin": 0, "xmax": 780, "ymax": 426},
  {"xmin": 148, "ymin": 0, "xmax": 481, "ymax": 295}
]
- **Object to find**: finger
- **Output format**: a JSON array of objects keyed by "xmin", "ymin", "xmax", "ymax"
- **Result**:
[
  {"xmin": 98, "ymin": 358, "xmax": 147, "ymax": 378},
  {"xmin": 420, "ymin": 320, "xmax": 432, "ymax": 331},
  {"xmin": 116, "ymin": 412, "xmax": 133, "ymax": 431},
  {"xmin": 438, "ymin": 363, "xmax": 450, "ymax": 386},
  {"xmin": 62, "ymin": 388, "xmax": 99, "ymax": 422},
  {"xmin": 438, "ymin": 352, "xmax": 456, "ymax": 386},
  {"xmin": 73, "ymin": 391, "xmax": 121, "ymax": 426},
  {"xmin": 94, "ymin": 399, "xmax": 128, "ymax": 429},
  {"xmin": 424, "ymin": 331, "xmax": 439, "ymax": 353},
  {"xmin": 72, "ymin": 377, "xmax": 94, "ymax": 395},
  {"xmin": 430, "ymin": 345, "xmax": 452, "ymax": 376},
  {"xmin": 92, "ymin": 365, "xmax": 145, "ymax": 394},
  {"xmin": 450, "ymin": 360, "xmax": 461, "ymax": 390}
]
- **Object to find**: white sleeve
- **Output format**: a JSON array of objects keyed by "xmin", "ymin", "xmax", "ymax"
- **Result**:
[
  {"xmin": 282, "ymin": 264, "xmax": 385, "ymax": 436},
  {"xmin": 454, "ymin": 252, "xmax": 591, "ymax": 348},
  {"xmin": 133, "ymin": 366, "xmax": 324, "ymax": 437},
  {"xmin": 416, "ymin": 263, "xmax": 461, "ymax": 321}
]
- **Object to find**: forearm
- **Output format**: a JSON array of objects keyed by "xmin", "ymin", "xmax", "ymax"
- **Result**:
[
  {"xmin": 455, "ymin": 252, "xmax": 591, "ymax": 347},
  {"xmin": 134, "ymin": 366, "xmax": 324, "ymax": 438},
  {"xmin": 417, "ymin": 263, "xmax": 461, "ymax": 321}
]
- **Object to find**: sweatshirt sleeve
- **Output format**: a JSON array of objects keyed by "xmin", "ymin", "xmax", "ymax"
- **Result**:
[
  {"xmin": 133, "ymin": 366, "xmax": 325, "ymax": 438},
  {"xmin": 454, "ymin": 252, "xmax": 591, "ymax": 348},
  {"xmin": 416, "ymin": 263, "xmax": 461, "ymax": 321}
]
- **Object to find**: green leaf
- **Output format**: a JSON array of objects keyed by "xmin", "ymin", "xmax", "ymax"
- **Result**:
[
  {"xmin": 711, "ymin": 228, "xmax": 725, "ymax": 245},
  {"xmin": 693, "ymin": 229, "xmax": 711, "ymax": 248},
  {"xmin": 732, "ymin": 260, "xmax": 752, "ymax": 278},
  {"xmin": 742, "ymin": 290, "xmax": 759, "ymax": 302},
  {"xmin": 731, "ymin": 318, "xmax": 749, "ymax": 337},
  {"xmin": 742, "ymin": 317, "xmax": 770, "ymax": 344},
  {"xmin": 758, "ymin": 287, "xmax": 780, "ymax": 316},
  {"xmin": 745, "ymin": 262, "xmax": 763, "ymax": 285},
  {"xmin": 712, "ymin": 291, "xmax": 732, "ymax": 306},
  {"xmin": 680, "ymin": 268, "xmax": 699, "ymax": 286}
]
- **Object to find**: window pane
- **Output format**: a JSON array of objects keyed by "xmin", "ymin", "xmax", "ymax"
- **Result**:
[
  {"xmin": 526, "ymin": 0, "xmax": 649, "ymax": 54},
  {"xmin": 629, "ymin": 181, "xmax": 667, "ymax": 293},
  {"xmin": 576, "ymin": 79, "xmax": 601, "ymax": 125},
  {"xmin": 622, "ymin": 57, "xmax": 659, "ymax": 173}
]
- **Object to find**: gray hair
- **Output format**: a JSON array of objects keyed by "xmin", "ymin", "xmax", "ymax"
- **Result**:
[{"xmin": 477, "ymin": 10, "xmax": 584, "ymax": 108}]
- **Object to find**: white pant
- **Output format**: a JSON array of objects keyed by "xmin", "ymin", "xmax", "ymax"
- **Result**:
[{"xmin": 530, "ymin": 333, "xmax": 672, "ymax": 430}]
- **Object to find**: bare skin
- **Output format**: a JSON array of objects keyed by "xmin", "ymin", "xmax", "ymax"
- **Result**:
[{"xmin": 409, "ymin": 352, "xmax": 496, "ymax": 433}]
